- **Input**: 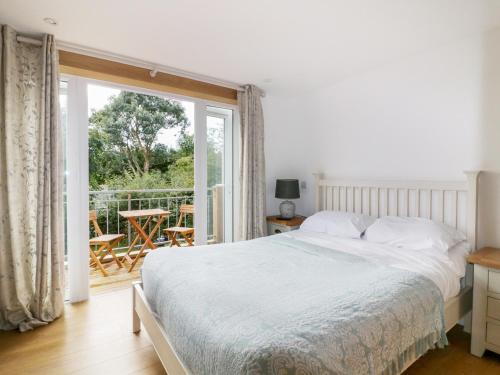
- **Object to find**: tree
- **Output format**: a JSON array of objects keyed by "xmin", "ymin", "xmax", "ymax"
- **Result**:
[
  {"xmin": 166, "ymin": 133, "xmax": 195, "ymax": 188},
  {"xmin": 89, "ymin": 92, "xmax": 189, "ymax": 176},
  {"xmin": 176, "ymin": 132, "xmax": 194, "ymax": 157},
  {"xmin": 207, "ymin": 125, "xmax": 224, "ymax": 188},
  {"xmin": 106, "ymin": 170, "xmax": 172, "ymax": 191},
  {"xmin": 167, "ymin": 156, "xmax": 194, "ymax": 188},
  {"xmin": 88, "ymin": 126, "xmax": 129, "ymax": 189}
]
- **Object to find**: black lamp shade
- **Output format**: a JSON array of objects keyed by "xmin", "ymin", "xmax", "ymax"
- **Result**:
[{"xmin": 275, "ymin": 179, "xmax": 300, "ymax": 199}]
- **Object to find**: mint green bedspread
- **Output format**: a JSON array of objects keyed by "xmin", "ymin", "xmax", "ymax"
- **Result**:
[{"xmin": 142, "ymin": 235, "xmax": 447, "ymax": 375}]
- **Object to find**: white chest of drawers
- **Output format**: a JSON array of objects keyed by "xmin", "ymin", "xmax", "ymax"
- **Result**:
[{"xmin": 469, "ymin": 248, "xmax": 500, "ymax": 357}]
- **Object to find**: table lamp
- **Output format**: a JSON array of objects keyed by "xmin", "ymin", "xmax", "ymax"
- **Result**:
[{"xmin": 275, "ymin": 179, "xmax": 300, "ymax": 219}]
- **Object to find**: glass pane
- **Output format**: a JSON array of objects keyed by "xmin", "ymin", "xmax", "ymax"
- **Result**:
[
  {"xmin": 207, "ymin": 115, "xmax": 225, "ymax": 243},
  {"xmin": 86, "ymin": 82, "xmax": 195, "ymax": 291},
  {"xmin": 87, "ymin": 83, "xmax": 194, "ymax": 247},
  {"xmin": 207, "ymin": 106, "xmax": 232, "ymax": 244}
]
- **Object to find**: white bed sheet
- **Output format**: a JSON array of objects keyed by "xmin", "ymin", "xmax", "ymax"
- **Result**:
[{"xmin": 285, "ymin": 230, "xmax": 467, "ymax": 302}]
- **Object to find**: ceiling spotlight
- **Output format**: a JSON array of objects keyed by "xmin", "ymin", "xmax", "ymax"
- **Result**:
[{"xmin": 43, "ymin": 17, "xmax": 58, "ymax": 26}]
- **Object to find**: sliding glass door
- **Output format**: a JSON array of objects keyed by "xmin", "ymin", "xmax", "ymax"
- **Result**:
[
  {"xmin": 59, "ymin": 80, "xmax": 69, "ymax": 299},
  {"xmin": 62, "ymin": 75, "xmax": 237, "ymax": 301},
  {"xmin": 207, "ymin": 107, "xmax": 233, "ymax": 243}
]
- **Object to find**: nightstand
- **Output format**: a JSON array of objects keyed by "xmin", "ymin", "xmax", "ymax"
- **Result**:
[
  {"xmin": 266, "ymin": 215, "xmax": 306, "ymax": 235},
  {"xmin": 469, "ymin": 247, "xmax": 500, "ymax": 357}
]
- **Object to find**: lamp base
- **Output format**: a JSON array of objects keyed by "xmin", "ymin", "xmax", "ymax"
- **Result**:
[{"xmin": 279, "ymin": 200, "xmax": 296, "ymax": 219}]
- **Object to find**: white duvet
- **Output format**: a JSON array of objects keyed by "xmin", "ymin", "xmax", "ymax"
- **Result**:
[{"xmin": 285, "ymin": 229, "xmax": 469, "ymax": 302}]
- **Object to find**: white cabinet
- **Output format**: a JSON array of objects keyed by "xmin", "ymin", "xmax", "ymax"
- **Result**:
[{"xmin": 471, "ymin": 261, "xmax": 500, "ymax": 356}]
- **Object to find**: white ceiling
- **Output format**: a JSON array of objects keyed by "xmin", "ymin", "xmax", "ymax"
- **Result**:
[{"xmin": 1, "ymin": 0, "xmax": 500, "ymax": 94}]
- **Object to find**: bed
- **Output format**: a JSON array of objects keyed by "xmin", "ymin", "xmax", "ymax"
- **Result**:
[{"xmin": 132, "ymin": 171, "xmax": 480, "ymax": 375}]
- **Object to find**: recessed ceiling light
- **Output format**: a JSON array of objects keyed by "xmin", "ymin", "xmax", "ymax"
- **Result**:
[{"xmin": 43, "ymin": 17, "xmax": 58, "ymax": 26}]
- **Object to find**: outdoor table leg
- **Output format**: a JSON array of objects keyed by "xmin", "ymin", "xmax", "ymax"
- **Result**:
[
  {"xmin": 127, "ymin": 215, "xmax": 167, "ymax": 272},
  {"xmin": 122, "ymin": 216, "xmax": 154, "ymax": 265}
]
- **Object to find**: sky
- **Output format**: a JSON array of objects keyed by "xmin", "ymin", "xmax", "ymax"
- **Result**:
[{"xmin": 87, "ymin": 83, "xmax": 195, "ymax": 149}]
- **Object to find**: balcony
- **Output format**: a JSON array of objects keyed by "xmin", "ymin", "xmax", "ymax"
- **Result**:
[{"xmin": 86, "ymin": 186, "xmax": 223, "ymax": 293}]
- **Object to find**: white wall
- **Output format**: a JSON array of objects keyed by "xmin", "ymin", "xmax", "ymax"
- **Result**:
[
  {"xmin": 263, "ymin": 94, "xmax": 314, "ymax": 217},
  {"xmin": 264, "ymin": 27, "xmax": 500, "ymax": 248}
]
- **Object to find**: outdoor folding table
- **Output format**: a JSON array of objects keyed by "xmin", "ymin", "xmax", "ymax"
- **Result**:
[{"xmin": 119, "ymin": 208, "xmax": 170, "ymax": 272}]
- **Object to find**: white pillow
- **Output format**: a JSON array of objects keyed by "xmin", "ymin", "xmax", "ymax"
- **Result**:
[
  {"xmin": 300, "ymin": 211, "xmax": 376, "ymax": 239},
  {"xmin": 447, "ymin": 241, "xmax": 472, "ymax": 277},
  {"xmin": 365, "ymin": 216, "xmax": 466, "ymax": 252}
]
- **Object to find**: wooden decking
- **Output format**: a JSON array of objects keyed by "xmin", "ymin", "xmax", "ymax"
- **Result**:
[
  {"xmin": 89, "ymin": 241, "xmax": 198, "ymax": 294},
  {"xmin": 90, "ymin": 256, "xmax": 144, "ymax": 295}
]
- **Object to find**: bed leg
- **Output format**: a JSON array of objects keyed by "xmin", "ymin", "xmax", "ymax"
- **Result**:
[
  {"xmin": 132, "ymin": 284, "xmax": 141, "ymax": 333},
  {"xmin": 463, "ymin": 311, "xmax": 472, "ymax": 334}
]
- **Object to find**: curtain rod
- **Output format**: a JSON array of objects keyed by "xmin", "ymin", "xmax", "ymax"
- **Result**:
[
  {"xmin": 16, "ymin": 35, "xmax": 43, "ymax": 46},
  {"xmin": 57, "ymin": 40, "xmax": 266, "ymax": 97},
  {"xmin": 15, "ymin": 36, "xmax": 266, "ymax": 97},
  {"xmin": 58, "ymin": 40, "xmax": 245, "ymax": 91}
]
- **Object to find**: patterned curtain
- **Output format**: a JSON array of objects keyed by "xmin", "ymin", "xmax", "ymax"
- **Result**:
[
  {"xmin": 0, "ymin": 25, "xmax": 64, "ymax": 331},
  {"xmin": 238, "ymin": 85, "xmax": 266, "ymax": 240}
]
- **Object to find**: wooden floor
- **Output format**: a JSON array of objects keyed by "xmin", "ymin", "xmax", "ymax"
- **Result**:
[
  {"xmin": 0, "ymin": 288, "xmax": 165, "ymax": 375},
  {"xmin": 1, "ymin": 288, "xmax": 500, "ymax": 375},
  {"xmin": 405, "ymin": 327, "xmax": 500, "ymax": 374}
]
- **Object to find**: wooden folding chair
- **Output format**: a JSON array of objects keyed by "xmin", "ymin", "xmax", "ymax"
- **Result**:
[
  {"xmin": 89, "ymin": 210, "xmax": 125, "ymax": 276},
  {"xmin": 164, "ymin": 204, "xmax": 195, "ymax": 247}
]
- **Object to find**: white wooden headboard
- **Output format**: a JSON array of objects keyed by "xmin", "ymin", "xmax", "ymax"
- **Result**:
[{"xmin": 314, "ymin": 171, "xmax": 480, "ymax": 250}]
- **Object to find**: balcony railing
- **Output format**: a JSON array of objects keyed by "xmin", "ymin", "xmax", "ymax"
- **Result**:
[
  {"xmin": 90, "ymin": 188, "xmax": 194, "ymax": 252},
  {"xmin": 88, "ymin": 186, "xmax": 222, "ymax": 252}
]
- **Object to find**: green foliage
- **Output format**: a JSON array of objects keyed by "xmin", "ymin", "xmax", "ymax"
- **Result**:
[
  {"xmin": 149, "ymin": 143, "xmax": 175, "ymax": 174},
  {"xmin": 87, "ymin": 90, "xmax": 202, "ymax": 248},
  {"xmin": 88, "ymin": 126, "xmax": 129, "ymax": 189},
  {"xmin": 89, "ymin": 91, "xmax": 188, "ymax": 177},
  {"xmin": 207, "ymin": 125, "xmax": 224, "ymax": 188},
  {"xmin": 88, "ymin": 91, "xmax": 198, "ymax": 191},
  {"xmin": 175, "ymin": 132, "xmax": 194, "ymax": 157},
  {"xmin": 87, "ymin": 90, "xmax": 228, "ymax": 240},
  {"xmin": 105, "ymin": 170, "xmax": 171, "ymax": 191},
  {"xmin": 167, "ymin": 155, "xmax": 195, "ymax": 188}
]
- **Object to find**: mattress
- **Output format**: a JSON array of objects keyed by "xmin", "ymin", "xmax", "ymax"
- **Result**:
[{"xmin": 141, "ymin": 232, "xmax": 456, "ymax": 374}]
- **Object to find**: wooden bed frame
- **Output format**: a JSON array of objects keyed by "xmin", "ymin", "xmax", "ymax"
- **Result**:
[{"xmin": 132, "ymin": 171, "xmax": 481, "ymax": 375}]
